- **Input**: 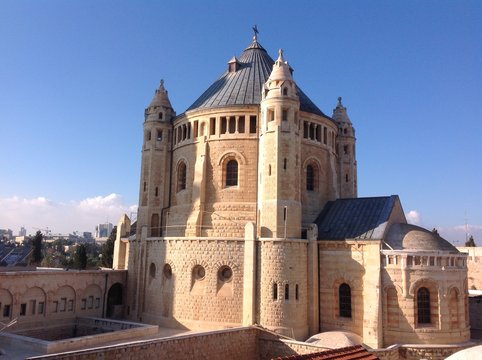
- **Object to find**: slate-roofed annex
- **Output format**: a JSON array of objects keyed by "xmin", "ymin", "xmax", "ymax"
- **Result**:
[
  {"xmin": 314, "ymin": 196, "xmax": 400, "ymax": 240},
  {"xmin": 186, "ymin": 38, "xmax": 327, "ymax": 117}
]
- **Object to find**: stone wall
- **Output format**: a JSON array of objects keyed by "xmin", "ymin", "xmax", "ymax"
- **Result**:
[
  {"xmin": 458, "ymin": 247, "xmax": 482, "ymax": 290},
  {"xmin": 27, "ymin": 327, "xmax": 259, "ymax": 360},
  {"xmin": 138, "ymin": 237, "xmax": 245, "ymax": 330},
  {"xmin": 168, "ymin": 107, "xmax": 259, "ymax": 238},
  {"xmin": 257, "ymin": 239, "xmax": 309, "ymax": 340},
  {"xmin": 370, "ymin": 344, "xmax": 467, "ymax": 360},
  {"xmin": 318, "ymin": 241, "xmax": 382, "ymax": 348},
  {"xmin": 24, "ymin": 325, "xmax": 470, "ymax": 360},
  {"xmin": 381, "ymin": 250, "xmax": 470, "ymax": 345}
]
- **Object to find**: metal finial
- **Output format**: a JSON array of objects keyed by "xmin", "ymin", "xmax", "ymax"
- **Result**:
[
  {"xmin": 160, "ymin": 79, "xmax": 164, "ymax": 88},
  {"xmin": 252, "ymin": 25, "xmax": 259, "ymax": 41},
  {"xmin": 338, "ymin": 96, "xmax": 342, "ymax": 105}
]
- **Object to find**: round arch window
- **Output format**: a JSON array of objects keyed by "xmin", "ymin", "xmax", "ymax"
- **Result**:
[
  {"xmin": 192, "ymin": 265, "xmax": 206, "ymax": 281},
  {"xmin": 163, "ymin": 264, "xmax": 172, "ymax": 279},
  {"xmin": 218, "ymin": 266, "xmax": 233, "ymax": 282}
]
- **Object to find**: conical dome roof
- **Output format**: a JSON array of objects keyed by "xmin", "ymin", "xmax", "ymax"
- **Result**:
[
  {"xmin": 332, "ymin": 97, "xmax": 352, "ymax": 125},
  {"xmin": 149, "ymin": 80, "xmax": 173, "ymax": 110},
  {"xmin": 268, "ymin": 49, "xmax": 293, "ymax": 82},
  {"xmin": 186, "ymin": 38, "xmax": 326, "ymax": 117}
]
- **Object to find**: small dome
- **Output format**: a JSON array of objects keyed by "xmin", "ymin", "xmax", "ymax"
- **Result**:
[
  {"xmin": 445, "ymin": 345, "xmax": 482, "ymax": 360},
  {"xmin": 305, "ymin": 331, "xmax": 362, "ymax": 349},
  {"xmin": 385, "ymin": 223, "xmax": 458, "ymax": 252}
]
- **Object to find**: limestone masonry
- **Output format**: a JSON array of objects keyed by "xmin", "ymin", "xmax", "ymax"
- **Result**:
[
  {"xmin": 112, "ymin": 34, "xmax": 470, "ymax": 348},
  {"xmin": 0, "ymin": 33, "xmax": 473, "ymax": 359}
]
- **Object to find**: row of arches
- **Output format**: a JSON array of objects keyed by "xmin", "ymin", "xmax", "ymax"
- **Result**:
[
  {"xmin": 173, "ymin": 115, "xmax": 258, "ymax": 146},
  {"xmin": 176, "ymin": 157, "xmax": 239, "ymax": 193},
  {"xmin": 0, "ymin": 283, "xmax": 123, "ymax": 320},
  {"xmin": 174, "ymin": 157, "xmax": 327, "ymax": 193},
  {"xmin": 149, "ymin": 262, "xmax": 235, "ymax": 296},
  {"xmin": 385, "ymin": 284, "xmax": 466, "ymax": 330}
]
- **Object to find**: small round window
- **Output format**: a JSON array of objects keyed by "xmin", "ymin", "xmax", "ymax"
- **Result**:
[
  {"xmin": 218, "ymin": 266, "xmax": 233, "ymax": 282},
  {"xmin": 149, "ymin": 263, "xmax": 156, "ymax": 278},
  {"xmin": 163, "ymin": 264, "xmax": 172, "ymax": 279},
  {"xmin": 193, "ymin": 265, "xmax": 206, "ymax": 281}
]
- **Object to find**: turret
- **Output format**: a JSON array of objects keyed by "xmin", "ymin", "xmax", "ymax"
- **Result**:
[
  {"xmin": 137, "ymin": 80, "xmax": 175, "ymax": 238},
  {"xmin": 258, "ymin": 49, "xmax": 302, "ymax": 238},
  {"xmin": 257, "ymin": 49, "xmax": 308, "ymax": 340},
  {"xmin": 333, "ymin": 97, "xmax": 357, "ymax": 198}
]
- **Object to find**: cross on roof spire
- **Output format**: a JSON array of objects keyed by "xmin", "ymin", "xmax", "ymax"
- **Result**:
[{"xmin": 252, "ymin": 25, "xmax": 259, "ymax": 41}]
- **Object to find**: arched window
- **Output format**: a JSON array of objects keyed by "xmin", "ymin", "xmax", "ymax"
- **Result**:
[
  {"xmin": 226, "ymin": 160, "xmax": 238, "ymax": 186},
  {"xmin": 273, "ymin": 283, "xmax": 278, "ymax": 300},
  {"xmin": 177, "ymin": 162, "xmax": 187, "ymax": 191},
  {"xmin": 417, "ymin": 287, "xmax": 431, "ymax": 324},
  {"xmin": 285, "ymin": 284, "xmax": 289, "ymax": 300},
  {"xmin": 339, "ymin": 283, "xmax": 352, "ymax": 318},
  {"xmin": 306, "ymin": 165, "xmax": 315, "ymax": 191}
]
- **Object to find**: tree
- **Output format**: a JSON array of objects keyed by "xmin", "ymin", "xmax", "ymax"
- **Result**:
[
  {"xmin": 101, "ymin": 226, "xmax": 116, "ymax": 268},
  {"xmin": 465, "ymin": 235, "xmax": 476, "ymax": 247},
  {"xmin": 30, "ymin": 231, "xmax": 44, "ymax": 265},
  {"xmin": 73, "ymin": 244, "xmax": 88, "ymax": 270}
]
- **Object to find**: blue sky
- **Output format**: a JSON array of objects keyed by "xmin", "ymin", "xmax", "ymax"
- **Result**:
[{"xmin": 0, "ymin": 1, "xmax": 481, "ymax": 244}]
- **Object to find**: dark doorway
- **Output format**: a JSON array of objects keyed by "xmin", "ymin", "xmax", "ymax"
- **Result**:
[{"xmin": 106, "ymin": 283, "xmax": 123, "ymax": 318}]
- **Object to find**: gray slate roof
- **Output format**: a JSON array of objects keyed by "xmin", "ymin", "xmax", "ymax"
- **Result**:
[
  {"xmin": 315, "ymin": 196, "xmax": 399, "ymax": 240},
  {"xmin": 186, "ymin": 40, "xmax": 327, "ymax": 117}
]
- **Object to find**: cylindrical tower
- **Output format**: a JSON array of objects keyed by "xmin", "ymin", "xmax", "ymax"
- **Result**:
[
  {"xmin": 333, "ymin": 97, "xmax": 357, "ymax": 198},
  {"xmin": 137, "ymin": 80, "xmax": 175, "ymax": 238},
  {"xmin": 258, "ymin": 49, "xmax": 302, "ymax": 238},
  {"xmin": 127, "ymin": 80, "xmax": 175, "ymax": 321},
  {"xmin": 257, "ymin": 49, "xmax": 308, "ymax": 341}
]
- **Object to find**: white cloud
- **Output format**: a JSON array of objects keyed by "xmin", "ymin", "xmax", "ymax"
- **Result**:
[
  {"xmin": 0, "ymin": 194, "xmax": 137, "ymax": 236},
  {"xmin": 406, "ymin": 210, "xmax": 422, "ymax": 225}
]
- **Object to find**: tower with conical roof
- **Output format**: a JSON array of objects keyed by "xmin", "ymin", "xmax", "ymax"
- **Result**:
[
  {"xmin": 138, "ymin": 80, "xmax": 175, "ymax": 238},
  {"xmin": 333, "ymin": 97, "xmax": 357, "ymax": 198},
  {"xmin": 129, "ymin": 80, "xmax": 175, "ymax": 320},
  {"xmin": 258, "ymin": 49, "xmax": 302, "ymax": 238}
]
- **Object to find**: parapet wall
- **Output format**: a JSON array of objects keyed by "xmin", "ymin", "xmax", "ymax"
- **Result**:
[
  {"xmin": 24, "ymin": 326, "xmax": 471, "ymax": 360},
  {"xmin": 27, "ymin": 327, "xmax": 259, "ymax": 360}
]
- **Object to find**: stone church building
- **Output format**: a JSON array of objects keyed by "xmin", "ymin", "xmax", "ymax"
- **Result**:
[{"xmin": 112, "ymin": 33, "xmax": 470, "ymax": 349}]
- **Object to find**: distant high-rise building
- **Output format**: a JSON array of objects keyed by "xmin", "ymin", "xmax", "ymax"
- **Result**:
[
  {"xmin": 0, "ymin": 229, "xmax": 13, "ymax": 241},
  {"xmin": 95, "ymin": 223, "xmax": 113, "ymax": 238},
  {"xmin": 19, "ymin": 226, "xmax": 27, "ymax": 237}
]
